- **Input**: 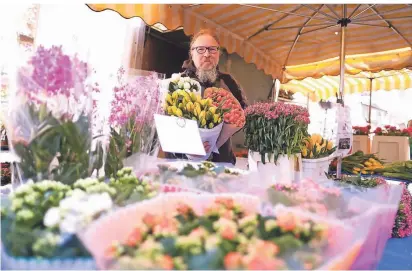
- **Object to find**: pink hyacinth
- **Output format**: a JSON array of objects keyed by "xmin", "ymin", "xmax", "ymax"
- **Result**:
[{"xmin": 245, "ymin": 102, "xmax": 310, "ymax": 124}]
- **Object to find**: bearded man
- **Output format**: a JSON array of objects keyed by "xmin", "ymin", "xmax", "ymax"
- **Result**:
[{"xmin": 167, "ymin": 29, "xmax": 248, "ymax": 165}]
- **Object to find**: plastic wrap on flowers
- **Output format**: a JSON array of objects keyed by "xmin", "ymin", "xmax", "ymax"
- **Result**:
[
  {"xmin": 104, "ymin": 68, "xmax": 165, "ymax": 178},
  {"xmin": 78, "ymin": 192, "xmax": 363, "ymax": 270},
  {"xmin": 261, "ymin": 179, "xmax": 403, "ymax": 270},
  {"xmin": 3, "ymin": 45, "xmax": 99, "ymax": 185},
  {"xmin": 140, "ymin": 159, "xmax": 249, "ymax": 193}
]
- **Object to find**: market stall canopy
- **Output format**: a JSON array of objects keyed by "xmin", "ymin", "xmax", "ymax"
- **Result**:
[
  {"xmin": 87, "ymin": 4, "xmax": 412, "ymax": 82},
  {"xmin": 282, "ymin": 68, "xmax": 412, "ymax": 101}
]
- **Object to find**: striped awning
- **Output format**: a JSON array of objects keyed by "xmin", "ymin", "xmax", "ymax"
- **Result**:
[
  {"xmin": 281, "ymin": 68, "xmax": 412, "ymax": 101},
  {"xmin": 87, "ymin": 4, "xmax": 412, "ymax": 82}
]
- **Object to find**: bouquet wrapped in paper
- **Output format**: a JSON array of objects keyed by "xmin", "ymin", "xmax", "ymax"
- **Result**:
[
  {"xmin": 79, "ymin": 193, "xmax": 364, "ymax": 270},
  {"xmin": 204, "ymin": 87, "xmax": 246, "ymax": 151},
  {"xmin": 162, "ymin": 74, "xmax": 225, "ymax": 161},
  {"xmin": 3, "ymin": 45, "xmax": 102, "ymax": 184}
]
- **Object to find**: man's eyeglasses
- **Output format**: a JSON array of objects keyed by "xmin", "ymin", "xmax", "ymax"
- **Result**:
[{"xmin": 191, "ymin": 46, "xmax": 220, "ymax": 54}]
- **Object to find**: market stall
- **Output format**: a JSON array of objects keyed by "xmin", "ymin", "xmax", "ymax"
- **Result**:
[{"xmin": 1, "ymin": 3, "xmax": 412, "ymax": 271}]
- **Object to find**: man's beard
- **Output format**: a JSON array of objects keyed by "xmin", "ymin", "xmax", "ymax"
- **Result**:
[{"xmin": 196, "ymin": 68, "xmax": 218, "ymax": 84}]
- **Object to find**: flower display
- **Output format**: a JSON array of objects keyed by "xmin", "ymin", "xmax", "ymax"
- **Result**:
[
  {"xmin": 108, "ymin": 167, "xmax": 159, "ymax": 206},
  {"xmin": 105, "ymin": 198, "xmax": 329, "ymax": 270},
  {"xmin": 301, "ymin": 134, "xmax": 336, "ymax": 159},
  {"xmin": 5, "ymin": 45, "xmax": 102, "ymax": 184},
  {"xmin": 374, "ymin": 125, "xmax": 412, "ymax": 137},
  {"xmin": 43, "ymin": 189, "xmax": 113, "ymax": 234},
  {"xmin": 1, "ymin": 166, "xmax": 160, "ymax": 259},
  {"xmin": 353, "ymin": 125, "xmax": 371, "ymax": 135},
  {"xmin": 267, "ymin": 181, "xmax": 347, "ymax": 218},
  {"xmin": 204, "ymin": 87, "xmax": 245, "ymax": 127},
  {"xmin": 1, "ymin": 180, "xmax": 72, "ymax": 257},
  {"xmin": 105, "ymin": 67, "xmax": 163, "ymax": 178},
  {"xmin": 243, "ymin": 102, "xmax": 309, "ymax": 164},
  {"xmin": 392, "ymin": 183, "xmax": 412, "ymax": 238}
]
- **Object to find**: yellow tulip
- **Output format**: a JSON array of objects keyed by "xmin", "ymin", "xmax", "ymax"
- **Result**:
[
  {"xmin": 327, "ymin": 141, "xmax": 333, "ymax": 150},
  {"xmin": 301, "ymin": 147, "xmax": 308, "ymax": 157}
]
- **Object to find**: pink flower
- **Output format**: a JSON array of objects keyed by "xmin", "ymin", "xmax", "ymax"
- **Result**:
[
  {"xmin": 18, "ymin": 45, "xmax": 89, "ymax": 99},
  {"xmin": 224, "ymin": 252, "xmax": 243, "ymax": 269}
]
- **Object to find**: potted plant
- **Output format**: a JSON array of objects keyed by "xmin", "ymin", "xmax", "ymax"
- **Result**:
[
  {"xmin": 372, "ymin": 126, "xmax": 412, "ymax": 163},
  {"xmin": 352, "ymin": 125, "xmax": 371, "ymax": 154},
  {"xmin": 244, "ymin": 102, "xmax": 310, "ymax": 184},
  {"xmin": 301, "ymin": 134, "xmax": 336, "ymax": 180}
]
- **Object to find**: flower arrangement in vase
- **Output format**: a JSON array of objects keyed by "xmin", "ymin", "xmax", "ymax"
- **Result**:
[{"xmin": 243, "ymin": 102, "xmax": 309, "ymax": 183}]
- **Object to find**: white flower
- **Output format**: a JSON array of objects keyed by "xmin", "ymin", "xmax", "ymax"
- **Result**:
[
  {"xmin": 183, "ymin": 77, "xmax": 191, "ymax": 82},
  {"xmin": 44, "ymin": 207, "xmax": 61, "ymax": 228},
  {"xmin": 171, "ymin": 73, "xmax": 181, "ymax": 82},
  {"xmin": 183, "ymin": 82, "xmax": 191, "ymax": 90},
  {"xmin": 59, "ymin": 213, "xmax": 82, "ymax": 234}
]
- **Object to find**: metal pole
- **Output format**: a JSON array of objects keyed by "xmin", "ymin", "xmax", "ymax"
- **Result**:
[
  {"xmin": 336, "ymin": 5, "xmax": 347, "ymax": 179},
  {"xmin": 367, "ymin": 78, "xmax": 373, "ymax": 154}
]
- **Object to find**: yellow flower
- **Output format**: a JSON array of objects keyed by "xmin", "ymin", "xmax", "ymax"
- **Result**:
[
  {"xmin": 353, "ymin": 167, "xmax": 361, "ymax": 171},
  {"xmin": 315, "ymin": 143, "xmax": 322, "ymax": 154},
  {"xmin": 311, "ymin": 134, "xmax": 322, "ymax": 145},
  {"xmin": 309, "ymin": 152, "xmax": 314, "ymax": 158},
  {"xmin": 327, "ymin": 141, "xmax": 333, "ymax": 150},
  {"xmin": 301, "ymin": 147, "xmax": 308, "ymax": 157}
]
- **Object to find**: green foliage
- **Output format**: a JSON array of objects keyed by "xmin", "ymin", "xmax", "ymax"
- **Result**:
[{"xmin": 244, "ymin": 114, "xmax": 308, "ymax": 164}]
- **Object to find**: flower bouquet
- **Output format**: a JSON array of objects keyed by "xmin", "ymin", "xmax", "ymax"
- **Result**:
[
  {"xmin": 244, "ymin": 102, "xmax": 310, "ymax": 183},
  {"xmin": 263, "ymin": 177, "xmax": 404, "ymax": 270},
  {"xmin": 0, "ymin": 180, "xmax": 95, "ymax": 269},
  {"xmin": 162, "ymin": 73, "xmax": 225, "ymax": 161},
  {"xmin": 79, "ymin": 193, "xmax": 362, "ymax": 270},
  {"xmin": 4, "ymin": 45, "xmax": 103, "ymax": 184},
  {"xmin": 301, "ymin": 134, "xmax": 336, "ymax": 180},
  {"xmin": 0, "ymin": 166, "xmax": 160, "ymax": 269},
  {"xmin": 104, "ymin": 68, "xmax": 164, "ymax": 177},
  {"xmin": 204, "ymin": 87, "xmax": 246, "ymax": 151}
]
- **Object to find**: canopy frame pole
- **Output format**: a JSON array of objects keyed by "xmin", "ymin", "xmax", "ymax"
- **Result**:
[{"xmin": 336, "ymin": 4, "xmax": 348, "ymax": 179}]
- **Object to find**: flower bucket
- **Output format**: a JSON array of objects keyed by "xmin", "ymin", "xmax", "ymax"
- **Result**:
[
  {"xmin": 248, "ymin": 151, "xmax": 302, "ymax": 184},
  {"xmin": 302, "ymin": 154, "xmax": 334, "ymax": 181}
]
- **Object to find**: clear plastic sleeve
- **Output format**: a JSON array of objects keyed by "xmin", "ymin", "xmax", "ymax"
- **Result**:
[
  {"xmin": 4, "ymin": 45, "xmax": 95, "ymax": 185},
  {"xmin": 78, "ymin": 192, "xmax": 363, "ymax": 270},
  {"xmin": 103, "ymin": 68, "xmax": 165, "ymax": 178}
]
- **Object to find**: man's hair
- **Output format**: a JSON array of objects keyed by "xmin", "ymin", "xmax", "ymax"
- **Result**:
[{"xmin": 189, "ymin": 29, "xmax": 220, "ymax": 59}]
